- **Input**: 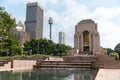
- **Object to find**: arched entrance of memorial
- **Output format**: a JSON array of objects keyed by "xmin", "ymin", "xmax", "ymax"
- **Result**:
[{"xmin": 83, "ymin": 31, "xmax": 89, "ymax": 52}]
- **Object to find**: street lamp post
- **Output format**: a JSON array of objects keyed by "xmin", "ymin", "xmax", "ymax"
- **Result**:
[{"xmin": 48, "ymin": 17, "xmax": 53, "ymax": 40}]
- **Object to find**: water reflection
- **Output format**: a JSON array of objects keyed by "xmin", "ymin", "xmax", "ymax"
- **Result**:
[{"xmin": 0, "ymin": 68, "xmax": 98, "ymax": 80}]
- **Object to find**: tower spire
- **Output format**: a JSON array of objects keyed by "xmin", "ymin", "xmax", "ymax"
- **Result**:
[{"xmin": 48, "ymin": 17, "xmax": 53, "ymax": 40}]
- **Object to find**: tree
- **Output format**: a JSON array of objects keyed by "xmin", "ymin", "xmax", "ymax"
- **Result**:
[
  {"xmin": 0, "ymin": 6, "xmax": 20, "ymax": 56},
  {"xmin": 114, "ymin": 43, "xmax": 120, "ymax": 60},
  {"xmin": 23, "ymin": 39, "xmax": 72, "ymax": 56},
  {"xmin": 0, "ymin": 7, "xmax": 16, "ymax": 31},
  {"xmin": 106, "ymin": 48, "xmax": 113, "ymax": 55},
  {"xmin": 56, "ymin": 44, "xmax": 72, "ymax": 56},
  {"xmin": 9, "ymin": 45, "xmax": 22, "ymax": 56},
  {"xmin": 114, "ymin": 43, "xmax": 120, "ymax": 53},
  {"xmin": 110, "ymin": 52, "xmax": 119, "ymax": 60},
  {"xmin": 24, "ymin": 39, "xmax": 55, "ymax": 55}
]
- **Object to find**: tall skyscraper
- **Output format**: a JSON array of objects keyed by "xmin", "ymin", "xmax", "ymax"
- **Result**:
[
  {"xmin": 59, "ymin": 31, "xmax": 65, "ymax": 44},
  {"xmin": 25, "ymin": 2, "xmax": 43, "ymax": 40}
]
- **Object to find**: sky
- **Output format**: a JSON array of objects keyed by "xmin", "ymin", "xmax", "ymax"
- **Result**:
[{"xmin": 1, "ymin": 0, "xmax": 120, "ymax": 49}]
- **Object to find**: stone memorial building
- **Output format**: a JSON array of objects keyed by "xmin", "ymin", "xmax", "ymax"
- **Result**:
[{"xmin": 69, "ymin": 19, "xmax": 105, "ymax": 55}]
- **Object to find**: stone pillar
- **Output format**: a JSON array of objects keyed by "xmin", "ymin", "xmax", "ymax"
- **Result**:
[
  {"xmin": 89, "ymin": 32, "xmax": 91, "ymax": 52},
  {"xmin": 76, "ymin": 34, "xmax": 79, "ymax": 49},
  {"xmin": 74, "ymin": 34, "xmax": 77, "ymax": 49},
  {"xmin": 91, "ymin": 34, "xmax": 93, "ymax": 52},
  {"xmin": 81, "ymin": 32, "xmax": 83, "ymax": 52},
  {"xmin": 74, "ymin": 34, "xmax": 78, "ymax": 49},
  {"xmin": 77, "ymin": 34, "xmax": 79, "ymax": 49},
  {"xmin": 92, "ymin": 33, "xmax": 96, "ymax": 54},
  {"xmin": 92, "ymin": 33, "xmax": 95, "ymax": 49},
  {"xmin": 79, "ymin": 34, "xmax": 81, "ymax": 52}
]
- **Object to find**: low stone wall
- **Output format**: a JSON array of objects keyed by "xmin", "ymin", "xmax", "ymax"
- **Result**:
[
  {"xmin": 0, "ymin": 62, "xmax": 11, "ymax": 70},
  {"xmin": 95, "ymin": 69, "xmax": 105, "ymax": 80},
  {"xmin": 92, "ymin": 55, "xmax": 120, "ymax": 69},
  {"xmin": 0, "ymin": 60, "xmax": 36, "ymax": 71},
  {"xmin": 12, "ymin": 60, "xmax": 36, "ymax": 69},
  {"xmin": 63, "ymin": 55, "xmax": 97, "ymax": 62},
  {"xmin": 11, "ymin": 56, "xmax": 47, "ymax": 60}
]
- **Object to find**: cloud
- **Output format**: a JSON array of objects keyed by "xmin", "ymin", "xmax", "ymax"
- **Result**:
[
  {"xmin": 98, "ymin": 20, "xmax": 120, "ymax": 49},
  {"xmin": 91, "ymin": 0, "xmax": 120, "ymax": 7},
  {"xmin": 92, "ymin": 7, "xmax": 120, "ymax": 20},
  {"xmin": 3, "ymin": 0, "xmax": 120, "ymax": 49},
  {"xmin": 44, "ymin": 0, "xmax": 91, "ymax": 46},
  {"xmin": 6, "ymin": 0, "xmax": 58, "ymax": 7},
  {"xmin": 90, "ymin": 7, "xmax": 120, "ymax": 49},
  {"xmin": 44, "ymin": 0, "xmax": 120, "ymax": 49}
]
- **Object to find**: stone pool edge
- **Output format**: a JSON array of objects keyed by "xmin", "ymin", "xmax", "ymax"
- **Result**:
[{"xmin": 0, "ymin": 60, "xmax": 36, "ymax": 72}]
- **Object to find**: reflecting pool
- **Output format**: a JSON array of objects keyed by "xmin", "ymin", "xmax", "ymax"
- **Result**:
[{"xmin": 0, "ymin": 68, "xmax": 98, "ymax": 80}]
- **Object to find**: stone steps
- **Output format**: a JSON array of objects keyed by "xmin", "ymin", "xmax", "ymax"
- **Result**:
[
  {"xmin": 97, "ymin": 55, "xmax": 115, "ymax": 61},
  {"xmin": 34, "ymin": 55, "xmax": 97, "ymax": 68},
  {"xmin": 36, "ymin": 61, "xmax": 92, "ymax": 65},
  {"xmin": 34, "ymin": 61, "xmax": 92, "ymax": 68},
  {"xmin": 34, "ymin": 62, "xmax": 92, "ymax": 68},
  {"xmin": 0, "ymin": 60, "xmax": 9, "ymax": 66},
  {"xmin": 34, "ymin": 65, "xmax": 91, "ymax": 68},
  {"xmin": 37, "ymin": 62, "xmax": 91, "ymax": 65}
]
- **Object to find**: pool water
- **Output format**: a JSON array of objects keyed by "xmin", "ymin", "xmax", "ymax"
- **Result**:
[{"xmin": 0, "ymin": 68, "xmax": 98, "ymax": 80}]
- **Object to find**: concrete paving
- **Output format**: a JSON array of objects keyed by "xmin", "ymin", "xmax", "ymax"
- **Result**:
[{"xmin": 95, "ymin": 69, "xmax": 120, "ymax": 80}]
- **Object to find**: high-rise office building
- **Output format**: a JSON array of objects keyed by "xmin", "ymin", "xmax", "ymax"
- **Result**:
[
  {"xmin": 59, "ymin": 31, "xmax": 65, "ymax": 44},
  {"xmin": 25, "ymin": 2, "xmax": 43, "ymax": 40}
]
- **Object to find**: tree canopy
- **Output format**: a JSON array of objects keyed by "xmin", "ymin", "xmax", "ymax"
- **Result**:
[
  {"xmin": 114, "ymin": 43, "xmax": 120, "ymax": 54},
  {"xmin": 23, "ymin": 39, "xmax": 72, "ymax": 56},
  {"xmin": 0, "ymin": 6, "xmax": 21, "ymax": 56},
  {"xmin": 106, "ymin": 48, "xmax": 114, "ymax": 55}
]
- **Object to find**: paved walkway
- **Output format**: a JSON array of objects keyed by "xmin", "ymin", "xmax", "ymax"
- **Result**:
[{"xmin": 95, "ymin": 69, "xmax": 120, "ymax": 80}]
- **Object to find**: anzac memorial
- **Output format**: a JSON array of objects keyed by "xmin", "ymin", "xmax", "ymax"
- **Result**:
[
  {"xmin": 70, "ymin": 19, "xmax": 105, "ymax": 55},
  {"xmin": 34, "ymin": 19, "xmax": 120, "ymax": 69}
]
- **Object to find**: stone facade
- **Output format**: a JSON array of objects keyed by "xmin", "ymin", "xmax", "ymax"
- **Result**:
[
  {"xmin": 25, "ymin": 2, "xmax": 43, "ymax": 40},
  {"xmin": 73, "ymin": 19, "xmax": 104, "ymax": 55},
  {"xmin": 12, "ymin": 21, "xmax": 30, "ymax": 47}
]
